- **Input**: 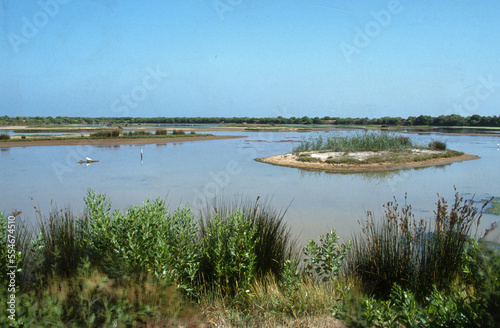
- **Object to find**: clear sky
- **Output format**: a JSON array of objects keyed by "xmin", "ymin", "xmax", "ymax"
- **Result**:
[{"xmin": 1, "ymin": 0, "xmax": 499, "ymax": 118}]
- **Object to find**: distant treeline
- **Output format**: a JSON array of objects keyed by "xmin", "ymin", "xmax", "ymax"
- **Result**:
[{"xmin": 1, "ymin": 114, "xmax": 499, "ymax": 127}]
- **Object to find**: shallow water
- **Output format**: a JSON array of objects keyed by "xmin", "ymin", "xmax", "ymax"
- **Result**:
[{"xmin": 1, "ymin": 129, "xmax": 499, "ymax": 244}]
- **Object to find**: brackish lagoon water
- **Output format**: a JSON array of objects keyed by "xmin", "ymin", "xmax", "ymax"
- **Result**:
[{"xmin": 1, "ymin": 129, "xmax": 499, "ymax": 244}]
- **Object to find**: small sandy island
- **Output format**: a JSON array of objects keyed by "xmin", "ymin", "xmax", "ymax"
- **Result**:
[
  {"xmin": 257, "ymin": 149, "xmax": 479, "ymax": 173},
  {"xmin": 0, "ymin": 135, "xmax": 245, "ymax": 148}
]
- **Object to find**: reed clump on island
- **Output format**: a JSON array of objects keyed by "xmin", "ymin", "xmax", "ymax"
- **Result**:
[
  {"xmin": 257, "ymin": 132, "xmax": 477, "ymax": 173},
  {"xmin": 1, "ymin": 190, "xmax": 499, "ymax": 327},
  {"xmin": 293, "ymin": 132, "xmax": 414, "ymax": 153}
]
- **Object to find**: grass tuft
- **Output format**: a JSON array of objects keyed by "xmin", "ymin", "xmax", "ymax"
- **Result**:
[
  {"xmin": 173, "ymin": 129, "xmax": 186, "ymax": 135},
  {"xmin": 90, "ymin": 129, "xmax": 121, "ymax": 138},
  {"xmin": 155, "ymin": 128, "xmax": 168, "ymax": 135},
  {"xmin": 429, "ymin": 140, "xmax": 447, "ymax": 150}
]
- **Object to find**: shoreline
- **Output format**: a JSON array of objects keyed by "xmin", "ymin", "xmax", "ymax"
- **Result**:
[
  {"xmin": 0, "ymin": 135, "xmax": 245, "ymax": 148},
  {"xmin": 2, "ymin": 124, "xmax": 500, "ymax": 136},
  {"xmin": 257, "ymin": 152, "xmax": 480, "ymax": 173}
]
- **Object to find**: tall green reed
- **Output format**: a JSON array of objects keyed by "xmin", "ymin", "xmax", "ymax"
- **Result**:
[
  {"xmin": 345, "ymin": 191, "xmax": 486, "ymax": 300},
  {"xmin": 294, "ymin": 132, "xmax": 414, "ymax": 152}
]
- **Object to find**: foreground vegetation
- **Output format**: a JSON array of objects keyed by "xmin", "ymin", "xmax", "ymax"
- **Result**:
[{"xmin": 1, "ymin": 190, "xmax": 499, "ymax": 327}]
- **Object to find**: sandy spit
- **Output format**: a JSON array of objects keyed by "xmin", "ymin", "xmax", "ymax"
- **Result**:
[{"xmin": 0, "ymin": 135, "xmax": 245, "ymax": 148}]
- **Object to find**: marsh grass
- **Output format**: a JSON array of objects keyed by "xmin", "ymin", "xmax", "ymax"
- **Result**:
[
  {"xmin": 484, "ymin": 197, "xmax": 500, "ymax": 215},
  {"xmin": 173, "ymin": 129, "xmax": 186, "ymax": 135},
  {"xmin": 294, "ymin": 132, "xmax": 415, "ymax": 152},
  {"xmin": 0, "ymin": 133, "xmax": 11, "ymax": 140},
  {"xmin": 200, "ymin": 274, "xmax": 345, "ymax": 327},
  {"xmin": 90, "ymin": 129, "xmax": 121, "ymax": 138},
  {"xmin": 123, "ymin": 130, "xmax": 152, "ymax": 136},
  {"xmin": 31, "ymin": 207, "xmax": 87, "ymax": 285},
  {"xmin": 345, "ymin": 191, "xmax": 487, "ymax": 300},
  {"xmin": 429, "ymin": 140, "xmax": 447, "ymax": 150},
  {"xmin": 297, "ymin": 156, "xmax": 321, "ymax": 162},
  {"xmin": 155, "ymin": 128, "xmax": 168, "ymax": 135}
]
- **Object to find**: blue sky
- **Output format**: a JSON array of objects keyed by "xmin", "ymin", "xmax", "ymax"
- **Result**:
[{"xmin": 1, "ymin": 0, "xmax": 499, "ymax": 118}]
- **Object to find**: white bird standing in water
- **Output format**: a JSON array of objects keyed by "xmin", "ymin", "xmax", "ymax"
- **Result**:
[
  {"xmin": 85, "ymin": 156, "xmax": 92, "ymax": 162},
  {"xmin": 497, "ymin": 143, "xmax": 499, "ymax": 150}
]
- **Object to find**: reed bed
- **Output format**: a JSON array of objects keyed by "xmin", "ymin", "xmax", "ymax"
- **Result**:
[
  {"xmin": 293, "ymin": 132, "xmax": 414, "ymax": 152},
  {"xmin": 123, "ymin": 130, "xmax": 152, "ymax": 136},
  {"xmin": 89, "ymin": 129, "xmax": 121, "ymax": 138},
  {"xmin": 155, "ymin": 128, "xmax": 168, "ymax": 135},
  {"xmin": 345, "ymin": 191, "xmax": 485, "ymax": 300}
]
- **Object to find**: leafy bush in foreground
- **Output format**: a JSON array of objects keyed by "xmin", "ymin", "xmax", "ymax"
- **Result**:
[
  {"xmin": 81, "ymin": 190, "xmax": 200, "ymax": 294},
  {"xmin": 2, "ymin": 190, "xmax": 498, "ymax": 327},
  {"xmin": 303, "ymin": 229, "xmax": 351, "ymax": 282}
]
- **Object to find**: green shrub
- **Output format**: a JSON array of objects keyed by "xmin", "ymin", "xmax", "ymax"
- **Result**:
[
  {"xmin": 429, "ymin": 140, "xmax": 447, "ymax": 150},
  {"xmin": 1, "ymin": 261, "xmax": 198, "ymax": 328},
  {"xmin": 336, "ymin": 283, "xmax": 484, "ymax": 328},
  {"xmin": 173, "ymin": 129, "xmax": 186, "ymax": 135},
  {"xmin": 303, "ymin": 229, "xmax": 351, "ymax": 282},
  {"xmin": 463, "ymin": 241, "xmax": 500, "ymax": 326},
  {"xmin": 90, "ymin": 129, "xmax": 121, "ymax": 138},
  {"xmin": 0, "ymin": 133, "xmax": 10, "ymax": 140},
  {"xmin": 155, "ymin": 129, "xmax": 168, "ymax": 135},
  {"xmin": 124, "ymin": 130, "xmax": 152, "ymax": 136},
  {"xmin": 81, "ymin": 190, "xmax": 200, "ymax": 294}
]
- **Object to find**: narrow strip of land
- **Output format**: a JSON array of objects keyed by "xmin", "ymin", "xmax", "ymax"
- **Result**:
[{"xmin": 0, "ymin": 135, "xmax": 244, "ymax": 148}]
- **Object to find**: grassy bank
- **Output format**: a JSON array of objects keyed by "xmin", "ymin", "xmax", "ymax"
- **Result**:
[
  {"xmin": 1, "ymin": 191, "xmax": 499, "ymax": 327},
  {"xmin": 0, "ymin": 131, "xmax": 212, "ymax": 143},
  {"xmin": 13, "ymin": 128, "xmax": 106, "ymax": 133}
]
